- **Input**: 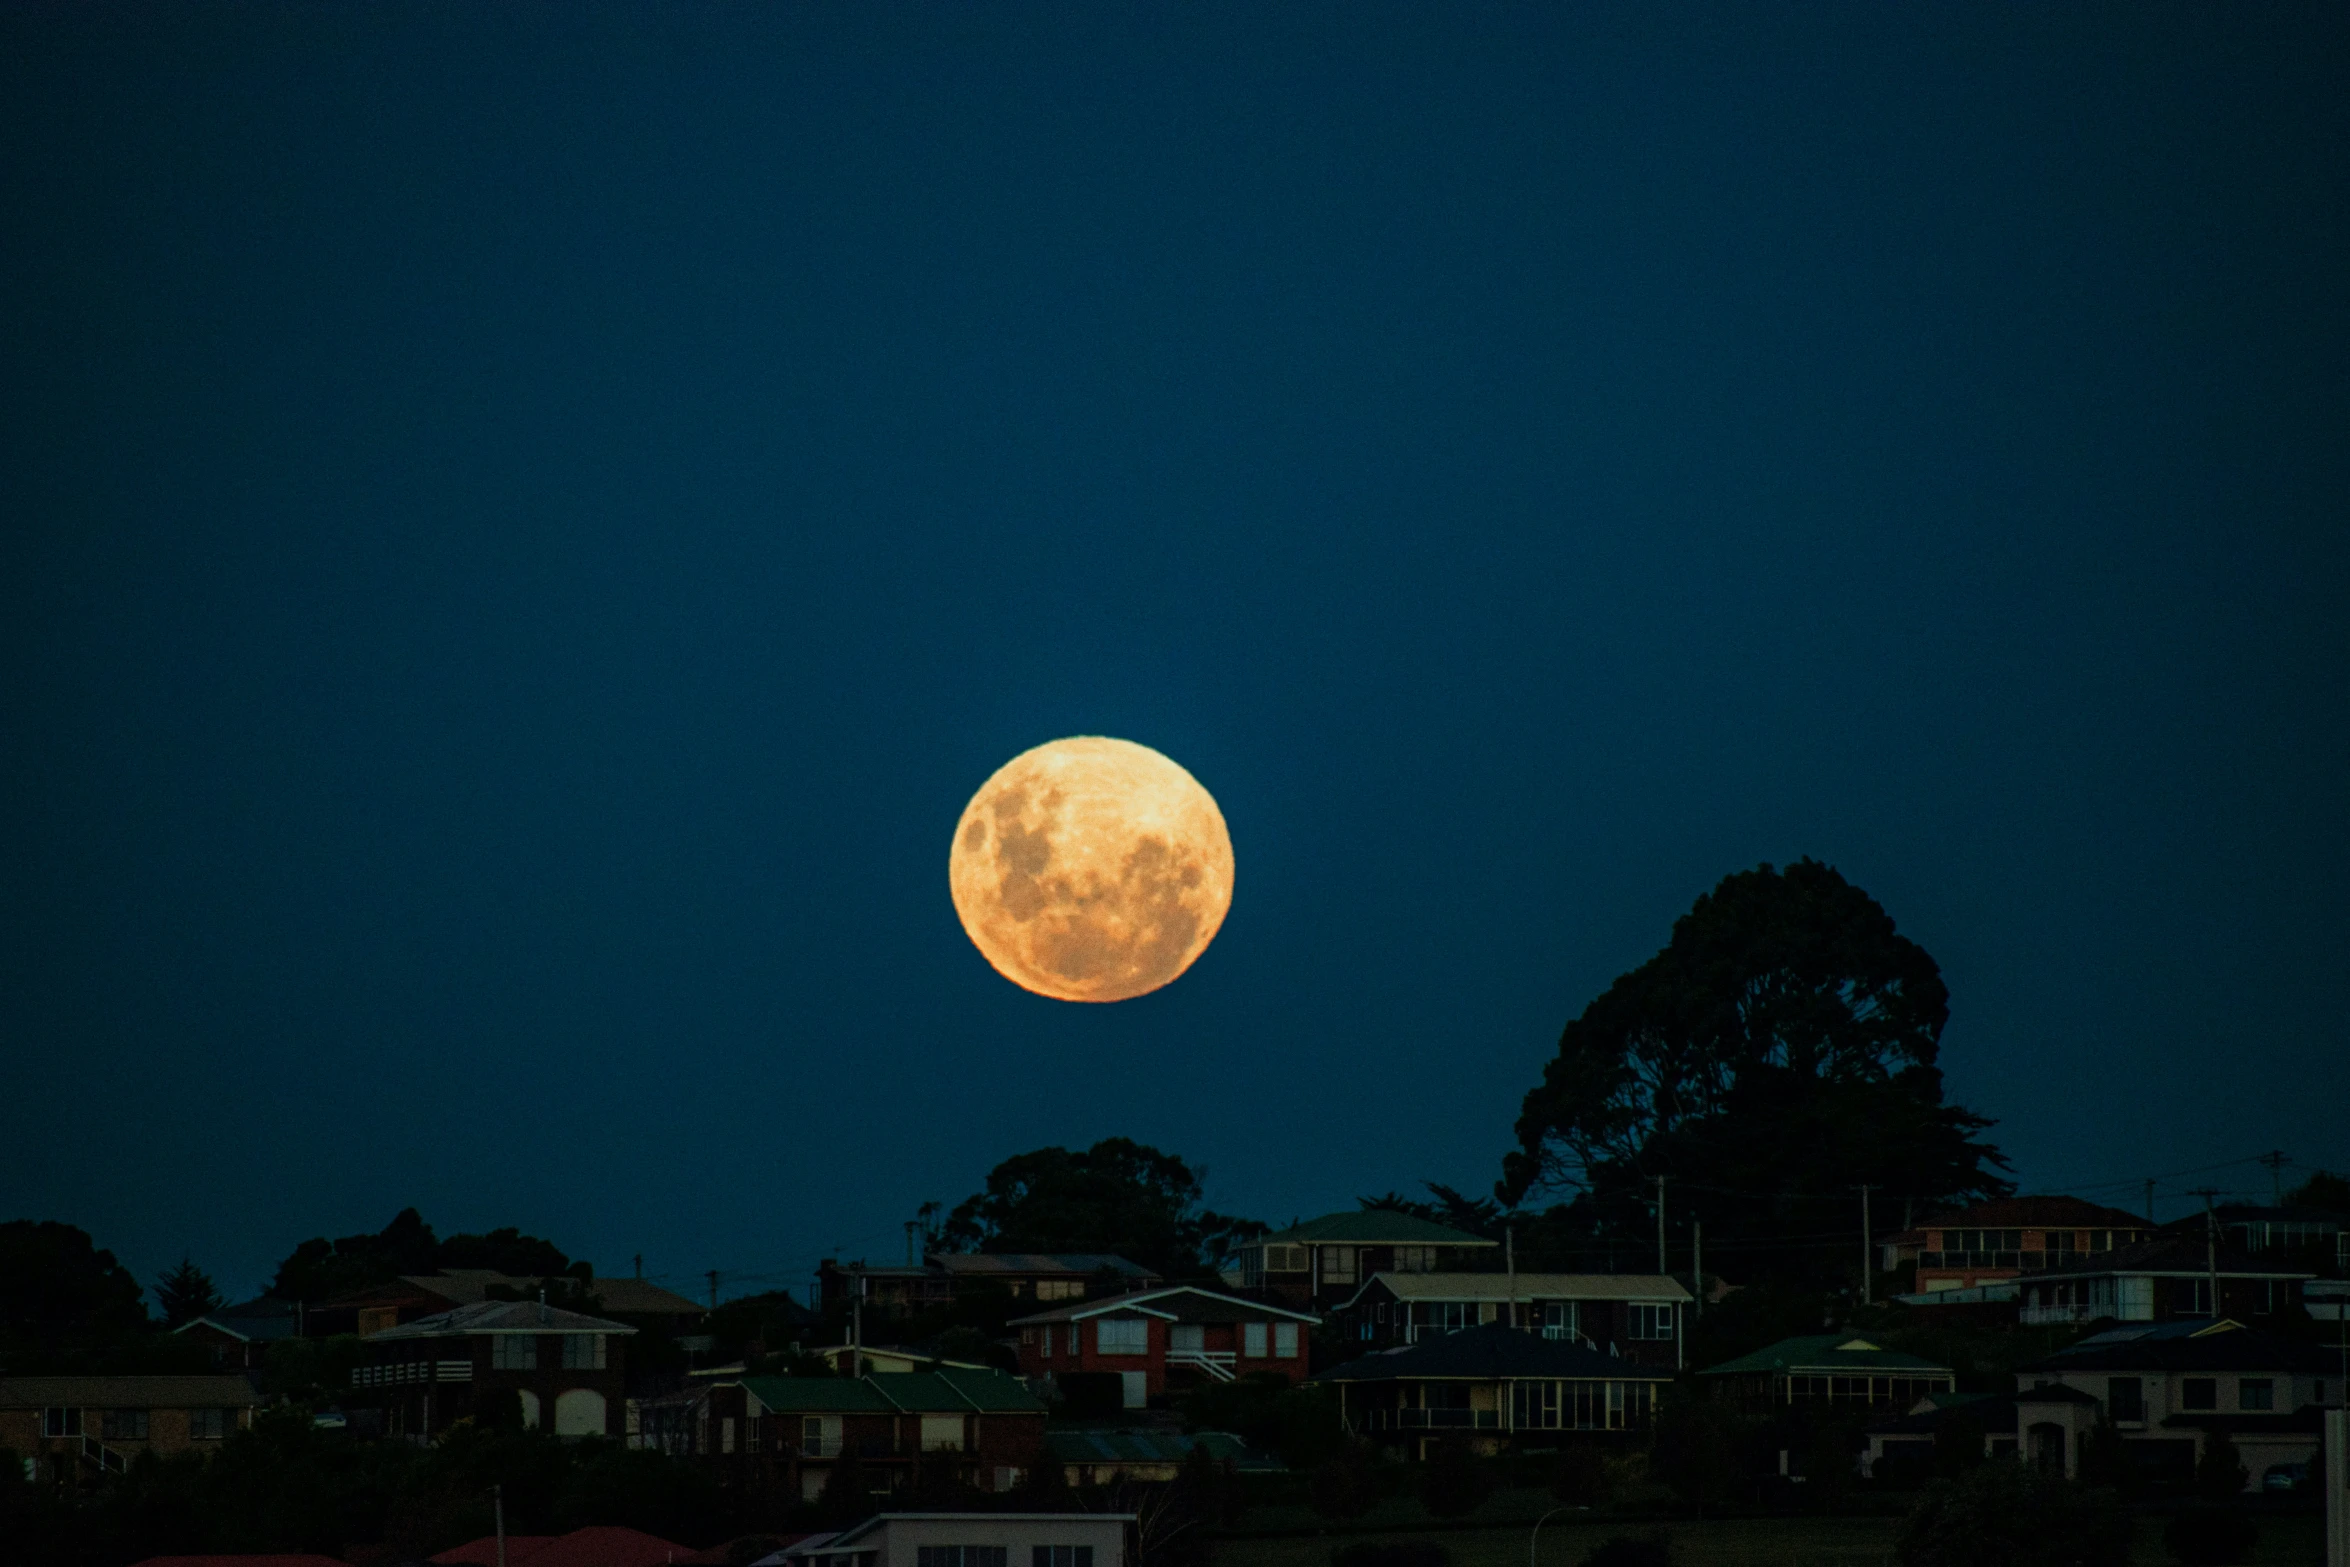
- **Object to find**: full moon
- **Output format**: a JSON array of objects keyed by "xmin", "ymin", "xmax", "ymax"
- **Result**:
[{"xmin": 949, "ymin": 737, "xmax": 1235, "ymax": 1002}]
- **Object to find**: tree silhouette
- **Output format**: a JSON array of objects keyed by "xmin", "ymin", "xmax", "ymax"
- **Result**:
[{"xmin": 154, "ymin": 1256, "xmax": 224, "ymax": 1327}]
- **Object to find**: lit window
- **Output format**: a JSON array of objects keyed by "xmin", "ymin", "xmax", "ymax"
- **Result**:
[
  {"xmin": 1262, "ymin": 1245, "xmax": 1307, "ymax": 1273},
  {"xmin": 1095, "ymin": 1319, "xmax": 1147, "ymax": 1356},
  {"xmin": 1321, "ymin": 1247, "xmax": 1357, "ymax": 1286}
]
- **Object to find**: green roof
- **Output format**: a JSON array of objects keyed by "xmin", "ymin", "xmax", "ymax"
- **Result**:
[
  {"xmin": 741, "ymin": 1375, "xmax": 898, "ymax": 1413},
  {"xmin": 1261, "ymin": 1211, "xmax": 1498, "ymax": 1247},
  {"xmin": 1698, "ymin": 1334, "xmax": 1954, "ymax": 1378},
  {"xmin": 740, "ymin": 1369, "xmax": 1046, "ymax": 1416}
]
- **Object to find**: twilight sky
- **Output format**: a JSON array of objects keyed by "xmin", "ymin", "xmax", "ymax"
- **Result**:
[{"xmin": 3, "ymin": 3, "xmax": 2345, "ymax": 1307}]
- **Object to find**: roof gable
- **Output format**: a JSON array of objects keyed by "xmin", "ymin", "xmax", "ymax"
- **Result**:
[
  {"xmin": 1008, "ymin": 1284, "xmax": 1320, "ymax": 1327},
  {"xmin": 1698, "ymin": 1334, "xmax": 1955, "ymax": 1378}
]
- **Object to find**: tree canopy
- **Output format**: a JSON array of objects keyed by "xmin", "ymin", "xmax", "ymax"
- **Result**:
[
  {"xmin": 271, "ymin": 1210, "xmax": 585, "ymax": 1302},
  {"xmin": 939, "ymin": 1137, "xmax": 1265, "ymax": 1279},
  {"xmin": 0, "ymin": 1220, "xmax": 150, "ymax": 1366},
  {"xmin": 1502, "ymin": 860, "xmax": 2009, "ymax": 1282},
  {"xmin": 153, "ymin": 1257, "xmax": 225, "ymax": 1328}
]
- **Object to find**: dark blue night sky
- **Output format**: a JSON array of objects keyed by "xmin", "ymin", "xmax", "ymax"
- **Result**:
[{"xmin": 4, "ymin": 3, "xmax": 2344, "ymax": 1304}]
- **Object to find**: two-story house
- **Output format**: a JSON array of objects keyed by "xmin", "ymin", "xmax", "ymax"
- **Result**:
[
  {"xmin": 2016, "ymin": 1232, "xmax": 2316, "ymax": 1327},
  {"xmin": 1238, "ymin": 1213, "xmax": 1498, "ymax": 1312},
  {"xmin": 649, "ymin": 1368, "xmax": 1048, "ymax": 1502},
  {"xmin": 2011, "ymin": 1318, "xmax": 2341, "ymax": 1492},
  {"xmin": 1883, "ymin": 1196, "xmax": 2152, "ymax": 1294},
  {"xmin": 1313, "ymin": 1322, "xmax": 1673, "ymax": 1460},
  {"xmin": 1008, "ymin": 1286, "xmax": 1321, "ymax": 1407},
  {"xmin": 1331, "ymin": 1273, "xmax": 1691, "ymax": 1369},
  {"xmin": 817, "ymin": 1255, "xmax": 1161, "ymax": 1322},
  {"xmin": 354, "ymin": 1299, "xmax": 635, "ymax": 1439},
  {"xmin": 317, "ymin": 1269, "xmax": 704, "ymax": 1340},
  {"xmin": 0, "ymin": 1375, "xmax": 263, "ymax": 1483}
]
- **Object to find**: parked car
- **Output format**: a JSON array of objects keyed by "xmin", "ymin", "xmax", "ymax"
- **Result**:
[{"xmin": 2262, "ymin": 1461, "xmax": 2309, "ymax": 1493}]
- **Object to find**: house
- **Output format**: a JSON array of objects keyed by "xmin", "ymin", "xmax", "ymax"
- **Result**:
[
  {"xmin": 1331, "ymin": 1273, "xmax": 1692, "ymax": 1369},
  {"xmin": 1007, "ymin": 1286, "xmax": 1321, "ymax": 1406},
  {"xmin": 2010, "ymin": 1318, "xmax": 2343, "ymax": 1492},
  {"xmin": 2205, "ymin": 1204, "xmax": 2348, "ymax": 1274},
  {"xmin": 353, "ymin": 1299, "xmax": 636, "ymax": 1438},
  {"xmin": 1238, "ymin": 1212, "xmax": 1498, "ymax": 1312},
  {"xmin": 173, "ymin": 1297, "xmax": 301, "ymax": 1370},
  {"xmin": 2014, "ymin": 1231, "xmax": 2316, "ymax": 1326},
  {"xmin": 0, "ymin": 1375, "xmax": 263, "ymax": 1481},
  {"xmin": 1042, "ymin": 1428, "xmax": 1262, "ymax": 1487},
  {"xmin": 1313, "ymin": 1321, "xmax": 1670, "ymax": 1459},
  {"xmin": 313, "ymin": 1270, "xmax": 705, "ymax": 1339},
  {"xmin": 777, "ymin": 1513, "xmax": 1132, "ymax": 1567},
  {"xmin": 1862, "ymin": 1392, "xmax": 2025, "ymax": 1482},
  {"xmin": 1697, "ymin": 1335, "xmax": 1956, "ymax": 1413},
  {"xmin": 642, "ymin": 1368, "xmax": 1046, "ymax": 1501},
  {"xmin": 817, "ymin": 1255, "xmax": 1161, "ymax": 1321},
  {"xmin": 1882, "ymin": 1197, "xmax": 2152, "ymax": 1294}
]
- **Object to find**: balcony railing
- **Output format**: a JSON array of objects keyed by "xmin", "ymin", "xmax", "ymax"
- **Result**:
[
  {"xmin": 2019, "ymin": 1302, "xmax": 2103, "ymax": 1326},
  {"xmin": 1167, "ymin": 1349, "xmax": 1238, "ymax": 1382},
  {"xmin": 1395, "ymin": 1409, "xmax": 1501, "ymax": 1429}
]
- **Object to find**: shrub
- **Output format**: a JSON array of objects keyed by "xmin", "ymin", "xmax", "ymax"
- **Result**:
[
  {"xmin": 1580, "ymin": 1535, "xmax": 1672, "ymax": 1567},
  {"xmin": 2163, "ymin": 1506, "xmax": 2257, "ymax": 1566},
  {"xmin": 1417, "ymin": 1437, "xmax": 1495, "ymax": 1520},
  {"xmin": 2192, "ymin": 1432, "xmax": 2248, "ymax": 1504},
  {"xmin": 1552, "ymin": 1443, "xmax": 1608, "ymax": 1506},
  {"xmin": 1895, "ymin": 1462, "xmax": 2129, "ymax": 1567},
  {"xmin": 1331, "ymin": 1544, "xmax": 1448, "ymax": 1567},
  {"xmin": 1308, "ymin": 1442, "xmax": 1380, "ymax": 1522}
]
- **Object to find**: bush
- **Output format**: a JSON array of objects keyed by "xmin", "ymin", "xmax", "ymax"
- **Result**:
[
  {"xmin": 1895, "ymin": 1462, "xmax": 2129, "ymax": 1567},
  {"xmin": 1332, "ymin": 1544, "xmax": 1448, "ymax": 1567},
  {"xmin": 1308, "ymin": 1442, "xmax": 1381, "ymax": 1522},
  {"xmin": 1580, "ymin": 1536, "xmax": 1672, "ymax": 1567},
  {"xmin": 1417, "ymin": 1437, "xmax": 1495, "ymax": 1520},
  {"xmin": 2192, "ymin": 1432, "xmax": 2247, "ymax": 1504},
  {"xmin": 1552, "ymin": 1444, "xmax": 1608, "ymax": 1506},
  {"xmin": 2164, "ymin": 1507, "xmax": 2257, "ymax": 1566}
]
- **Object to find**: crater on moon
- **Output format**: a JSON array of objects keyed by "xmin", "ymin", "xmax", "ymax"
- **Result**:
[{"xmin": 949, "ymin": 737, "xmax": 1234, "ymax": 1002}]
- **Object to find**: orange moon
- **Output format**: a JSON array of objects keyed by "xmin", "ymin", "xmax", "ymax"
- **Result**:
[{"xmin": 949, "ymin": 737, "xmax": 1234, "ymax": 1002}]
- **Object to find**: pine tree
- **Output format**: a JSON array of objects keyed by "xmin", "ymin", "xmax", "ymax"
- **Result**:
[{"xmin": 154, "ymin": 1256, "xmax": 224, "ymax": 1328}]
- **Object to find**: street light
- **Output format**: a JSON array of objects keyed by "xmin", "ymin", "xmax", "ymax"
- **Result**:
[{"xmin": 1530, "ymin": 1504, "xmax": 1581, "ymax": 1567}]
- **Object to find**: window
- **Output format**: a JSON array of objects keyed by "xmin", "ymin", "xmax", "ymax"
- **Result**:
[
  {"xmin": 1038, "ymin": 1326, "xmax": 1052, "ymax": 1357},
  {"xmin": 917, "ymin": 1549, "xmax": 1008, "ymax": 1567},
  {"xmin": 189, "ymin": 1407, "xmax": 232, "ymax": 1440},
  {"xmin": 1411, "ymin": 1302, "xmax": 1474, "ymax": 1340},
  {"xmin": 2238, "ymin": 1379, "xmax": 2274, "ymax": 1412},
  {"xmin": 492, "ymin": 1335, "xmax": 536, "ymax": 1371},
  {"xmin": 2181, "ymin": 1379, "xmax": 2218, "ymax": 1411},
  {"xmin": 1393, "ymin": 1246, "xmax": 1437, "ymax": 1272},
  {"xmin": 1261, "ymin": 1245, "xmax": 1307, "ymax": 1273},
  {"xmin": 1321, "ymin": 1247, "xmax": 1357, "ymax": 1286},
  {"xmin": 561, "ymin": 1334, "xmax": 606, "ymax": 1370},
  {"xmin": 2176, "ymin": 1279, "xmax": 2214, "ymax": 1316},
  {"xmin": 920, "ymin": 1415, "xmax": 965, "ymax": 1451},
  {"xmin": 1243, "ymin": 1323, "xmax": 1269, "ymax": 1358},
  {"xmin": 1033, "ymin": 1549, "xmax": 1095, "ymax": 1567},
  {"xmin": 1036, "ymin": 1279, "xmax": 1083, "ymax": 1301},
  {"xmin": 100, "ymin": 1409, "xmax": 149, "ymax": 1441},
  {"xmin": 2107, "ymin": 1377, "xmax": 2144, "ymax": 1422},
  {"xmin": 1274, "ymin": 1323, "xmax": 1300, "ymax": 1359},
  {"xmin": 1536, "ymin": 1302, "xmax": 1579, "ymax": 1341},
  {"xmin": 801, "ymin": 1415, "xmax": 842, "ymax": 1456},
  {"xmin": 41, "ymin": 1408, "xmax": 80, "ymax": 1438},
  {"xmin": 1626, "ymin": 1304, "xmax": 1675, "ymax": 1340},
  {"xmin": 1095, "ymin": 1319, "xmax": 1147, "ymax": 1356}
]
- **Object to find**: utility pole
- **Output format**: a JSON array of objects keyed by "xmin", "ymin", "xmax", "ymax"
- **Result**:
[
  {"xmin": 2145, "ymin": 1179, "xmax": 2157, "ymax": 1225},
  {"xmin": 707, "ymin": 1269, "xmax": 720, "ymax": 1312},
  {"xmin": 493, "ymin": 1483, "xmax": 506, "ymax": 1567},
  {"xmin": 1693, "ymin": 1220, "xmax": 1704, "ymax": 1322},
  {"xmin": 853, "ymin": 1274, "xmax": 866, "ymax": 1379},
  {"xmin": 2259, "ymin": 1150, "xmax": 2290, "ymax": 1206},
  {"xmin": 2190, "ymin": 1189, "xmax": 2223, "ymax": 1318},
  {"xmin": 1652, "ymin": 1177, "xmax": 1668, "ymax": 1276},
  {"xmin": 905, "ymin": 1221, "xmax": 919, "ymax": 1267},
  {"xmin": 1858, "ymin": 1186, "xmax": 1877, "ymax": 1306},
  {"xmin": 1505, "ymin": 1224, "xmax": 1518, "ymax": 1330}
]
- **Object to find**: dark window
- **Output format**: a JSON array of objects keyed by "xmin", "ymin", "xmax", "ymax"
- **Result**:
[
  {"xmin": 2238, "ymin": 1379, "xmax": 2274, "ymax": 1412},
  {"xmin": 917, "ymin": 1550, "xmax": 1009, "ymax": 1567},
  {"xmin": 100, "ymin": 1409, "xmax": 149, "ymax": 1441},
  {"xmin": 41, "ymin": 1408, "xmax": 79, "ymax": 1438},
  {"xmin": 2181, "ymin": 1379, "xmax": 2218, "ymax": 1411},
  {"xmin": 2107, "ymin": 1378, "xmax": 2144, "ymax": 1422},
  {"xmin": 1032, "ymin": 1550, "xmax": 1095, "ymax": 1567},
  {"xmin": 188, "ymin": 1407, "xmax": 232, "ymax": 1440}
]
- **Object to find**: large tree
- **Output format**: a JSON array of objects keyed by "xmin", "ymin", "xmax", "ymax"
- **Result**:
[
  {"xmin": 0, "ymin": 1220, "xmax": 150, "ymax": 1366},
  {"xmin": 940, "ymin": 1138, "xmax": 1265, "ymax": 1279},
  {"xmin": 1501, "ymin": 860, "xmax": 2009, "ymax": 1282},
  {"xmin": 154, "ymin": 1256, "xmax": 225, "ymax": 1327},
  {"xmin": 271, "ymin": 1210, "xmax": 583, "ymax": 1303}
]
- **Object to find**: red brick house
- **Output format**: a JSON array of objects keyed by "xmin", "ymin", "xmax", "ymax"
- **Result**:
[
  {"xmin": 1009, "ymin": 1286, "xmax": 1321, "ymax": 1407},
  {"xmin": 1238, "ymin": 1213, "xmax": 1498, "ymax": 1312},
  {"xmin": 354, "ymin": 1299, "xmax": 635, "ymax": 1438},
  {"xmin": 2016, "ymin": 1231, "xmax": 2317, "ymax": 1326},
  {"xmin": 1883, "ymin": 1196, "xmax": 2152, "ymax": 1294},
  {"xmin": 0, "ymin": 1376, "xmax": 263, "ymax": 1483},
  {"xmin": 817, "ymin": 1254, "xmax": 1161, "ymax": 1322}
]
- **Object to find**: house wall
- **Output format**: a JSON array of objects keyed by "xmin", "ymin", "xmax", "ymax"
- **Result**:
[
  {"xmin": 858, "ymin": 1514, "xmax": 1126, "ymax": 1567},
  {"xmin": 362, "ymin": 1334, "xmax": 628, "ymax": 1439},
  {"xmin": 1015, "ymin": 1312, "xmax": 1309, "ymax": 1392},
  {"xmin": 0, "ymin": 1402, "xmax": 254, "ymax": 1479}
]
